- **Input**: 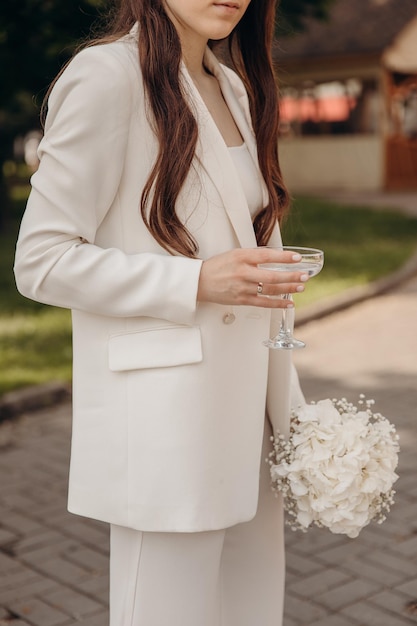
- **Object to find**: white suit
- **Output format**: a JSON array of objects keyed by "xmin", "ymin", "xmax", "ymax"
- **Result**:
[{"xmin": 14, "ymin": 30, "xmax": 304, "ymax": 534}]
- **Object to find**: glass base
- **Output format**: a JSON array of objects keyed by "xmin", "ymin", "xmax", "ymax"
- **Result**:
[{"xmin": 263, "ymin": 335, "xmax": 306, "ymax": 350}]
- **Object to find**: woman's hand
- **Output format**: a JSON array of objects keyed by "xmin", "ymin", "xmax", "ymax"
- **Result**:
[{"xmin": 197, "ymin": 248, "xmax": 309, "ymax": 308}]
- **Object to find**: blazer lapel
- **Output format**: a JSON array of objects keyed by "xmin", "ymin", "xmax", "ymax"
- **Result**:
[{"xmin": 180, "ymin": 50, "xmax": 267, "ymax": 249}]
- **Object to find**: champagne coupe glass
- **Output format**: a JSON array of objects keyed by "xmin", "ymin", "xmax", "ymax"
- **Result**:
[{"xmin": 259, "ymin": 246, "xmax": 324, "ymax": 350}]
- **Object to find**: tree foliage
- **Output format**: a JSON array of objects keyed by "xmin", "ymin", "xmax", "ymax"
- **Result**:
[
  {"xmin": 0, "ymin": 0, "xmax": 107, "ymax": 226},
  {"xmin": 277, "ymin": 0, "xmax": 334, "ymax": 34},
  {"xmin": 0, "ymin": 0, "xmax": 106, "ymax": 146}
]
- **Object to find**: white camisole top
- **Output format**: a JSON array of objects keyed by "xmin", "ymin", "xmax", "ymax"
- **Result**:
[{"xmin": 228, "ymin": 143, "xmax": 264, "ymax": 216}]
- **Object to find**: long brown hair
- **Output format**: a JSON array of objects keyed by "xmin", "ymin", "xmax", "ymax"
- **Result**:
[{"xmin": 45, "ymin": 0, "xmax": 289, "ymax": 257}]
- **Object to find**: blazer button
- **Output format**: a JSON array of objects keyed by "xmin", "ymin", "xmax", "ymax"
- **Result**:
[{"xmin": 222, "ymin": 312, "xmax": 236, "ymax": 324}]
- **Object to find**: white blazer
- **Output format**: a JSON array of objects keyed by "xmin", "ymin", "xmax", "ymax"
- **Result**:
[{"xmin": 14, "ymin": 29, "xmax": 304, "ymax": 532}]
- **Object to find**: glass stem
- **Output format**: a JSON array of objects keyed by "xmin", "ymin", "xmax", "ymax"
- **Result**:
[{"xmin": 280, "ymin": 294, "xmax": 293, "ymax": 337}]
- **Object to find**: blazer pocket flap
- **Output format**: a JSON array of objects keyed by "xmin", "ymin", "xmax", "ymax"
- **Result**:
[{"xmin": 108, "ymin": 326, "xmax": 202, "ymax": 371}]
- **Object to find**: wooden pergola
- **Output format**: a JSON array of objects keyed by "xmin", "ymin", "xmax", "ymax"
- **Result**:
[{"xmin": 274, "ymin": 0, "xmax": 417, "ymax": 191}]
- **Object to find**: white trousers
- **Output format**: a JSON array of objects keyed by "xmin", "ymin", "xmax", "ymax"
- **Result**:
[{"xmin": 109, "ymin": 422, "xmax": 285, "ymax": 626}]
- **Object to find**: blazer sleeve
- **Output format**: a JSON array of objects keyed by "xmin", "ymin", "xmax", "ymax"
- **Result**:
[{"xmin": 14, "ymin": 45, "xmax": 203, "ymax": 325}]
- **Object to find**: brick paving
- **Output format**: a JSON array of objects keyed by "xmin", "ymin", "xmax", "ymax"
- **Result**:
[
  {"xmin": 288, "ymin": 275, "xmax": 417, "ymax": 626},
  {"xmin": 0, "ymin": 276, "xmax": 416, "ymax": 625}
]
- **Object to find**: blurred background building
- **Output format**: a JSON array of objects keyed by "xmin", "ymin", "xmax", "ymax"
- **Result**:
[{"xmin": 275, "ymin": 0, "xmax": 417, "ymax": 192}]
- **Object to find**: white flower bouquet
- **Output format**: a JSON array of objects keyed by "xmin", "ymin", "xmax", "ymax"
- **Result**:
[{"xmin": 268, "ymin": 396, "xmax": 400, "ymax": 538}]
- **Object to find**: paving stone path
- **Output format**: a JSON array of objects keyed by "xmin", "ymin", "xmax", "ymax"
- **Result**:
[
  {"xmin": 287, "ymin": 275, "xmax": 417, "ymax": 626},
  {"xmin": 0, "ymin": 276, "xmax": 416, "ymax": 626}
]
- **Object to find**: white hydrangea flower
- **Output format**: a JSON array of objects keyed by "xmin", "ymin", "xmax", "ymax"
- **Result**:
[{"xmin": 268, "ymin": 397, "xmax": 399, "ymax": 538}]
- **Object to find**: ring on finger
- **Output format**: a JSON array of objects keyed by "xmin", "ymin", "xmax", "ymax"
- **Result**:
[{"xmin": 257, "ymin": 282, "xmax": 264, "ymax": 295}]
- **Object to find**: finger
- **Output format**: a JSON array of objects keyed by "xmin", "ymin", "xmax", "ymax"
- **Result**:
[
  {"xmin": 248, "ymin": 247, "xmax": 302, "ymax": 264},
  {"xmin": 246, "ymin": 268, "xmax": 310, "ymax": 286},
  {"xmin": 260, "ymin": 270, "xmax": 309, "ymax": 285},
  {"xmin": 257, "ymin": 282, "xmax": 306, "ymax": 298},
  {"xmin": 244, "ymin": 294, "xmax": 296, "ymax": 309}
]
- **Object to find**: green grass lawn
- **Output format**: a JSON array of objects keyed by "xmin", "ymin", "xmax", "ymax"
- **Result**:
[
  {"xmin": 1, "ymin": 192, "xmax": 417, "ymax": 395},
  {"xmin": 282, "ymin": 196, "xmax": 417, "ymax": 306},
  {"xmin": 0, "ymin": 189, "xmax": 72, "ymax": 395}
]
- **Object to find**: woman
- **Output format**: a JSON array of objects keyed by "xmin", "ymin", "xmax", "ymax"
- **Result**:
[{"xmin": 14, "ymin": 0, "xmax": 306, "ymax": 624}]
